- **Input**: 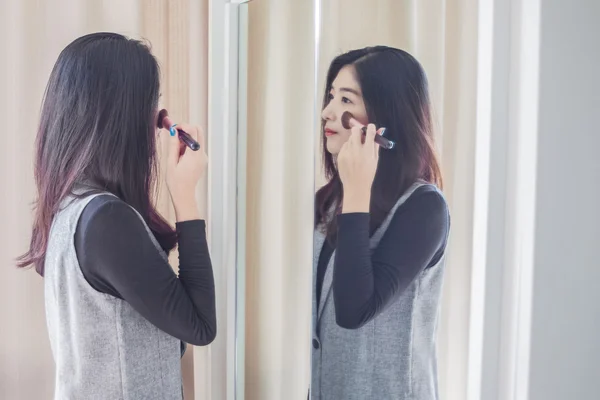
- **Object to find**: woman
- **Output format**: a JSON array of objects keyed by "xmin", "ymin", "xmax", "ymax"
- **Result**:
[
  {"xmin": 311, "ymin": 46, "xmax": 450, "ymax": 399},
  {"xmin": 16, "ymin": 33, "xmax": 216, "ymax": 400}
]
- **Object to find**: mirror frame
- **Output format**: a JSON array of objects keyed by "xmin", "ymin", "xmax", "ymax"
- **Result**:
[{"xmin": 205, "ymin": 1, "xmax": 249, "ymax": 399}]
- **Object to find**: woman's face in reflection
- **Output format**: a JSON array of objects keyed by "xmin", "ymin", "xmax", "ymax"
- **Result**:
[{"xmin": 321, "ymin": 65, "xmax": 368, "ymax": 155}]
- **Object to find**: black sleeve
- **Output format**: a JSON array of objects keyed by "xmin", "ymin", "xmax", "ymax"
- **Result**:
[
  {"xmin": 75, "ymin": 195, "xmax": 216, "ymax": 346},
  {"xmin": 333, "ymin": 187, "xmax": 450, "ymax": 329}
]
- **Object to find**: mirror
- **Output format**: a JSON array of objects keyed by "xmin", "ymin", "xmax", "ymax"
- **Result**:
[{"xmin": 229, "ymin": 1, "xmax": 600, "ymax": 399}]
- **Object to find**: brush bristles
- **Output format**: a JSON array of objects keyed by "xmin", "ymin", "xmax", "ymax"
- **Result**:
[
  {"xmin": 157, "ymin": 109, "xmax": 169, "ymax": 129},
  {"xmin": 341, "ymin": 111, "xmax": 354, "ymax": 130}
]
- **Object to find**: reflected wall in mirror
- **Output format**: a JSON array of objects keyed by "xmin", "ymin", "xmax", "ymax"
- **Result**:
[
  {"xmin": 243, "ymin": 0, "xmax": 315, "ymax": 399},
  {"xmin": 311, "ymin": 1, "xmax": 479, "ymax": 399}
]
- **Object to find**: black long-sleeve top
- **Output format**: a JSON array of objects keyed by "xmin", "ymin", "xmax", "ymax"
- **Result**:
[
  {"xmin": 316, "ymin": 185, "xmax": 450, "ymax": 329},
  {"xmin": 74, "ymin": 195, "xmax": 217, "ymax": 346}
]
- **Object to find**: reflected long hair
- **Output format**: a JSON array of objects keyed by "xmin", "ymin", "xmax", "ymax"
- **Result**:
[
  {"xmin": 315, "ymin": 46, "xmax": 443, "ymax": 244},
  {"xmin": 16, "ymin": 32, "xmax": 177, "ymax": 275}
]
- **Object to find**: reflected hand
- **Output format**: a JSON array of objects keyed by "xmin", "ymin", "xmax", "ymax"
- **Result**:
[{"xmin": 337, "ymin": 123, "xmax": 383, "ymax": 213}]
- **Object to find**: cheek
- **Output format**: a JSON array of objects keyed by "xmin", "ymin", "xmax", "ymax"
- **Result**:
[
  {"xmin": 325, "ymin": 131, "xmax": 351, "ymax": 153},
  {"xmin": 338, "ymin": 130, "xmax": 352, "ymax": 143},
  {"xmin": 327, "ymin": 130, "xmax": 351, "ymax": 146},
  {"xmin": 352, "ymin": 111, "xmax": 369, "ymax": 126},
  {"xmin": 349, "ymin": 102, "xmax": 369, "ymax": 125}
]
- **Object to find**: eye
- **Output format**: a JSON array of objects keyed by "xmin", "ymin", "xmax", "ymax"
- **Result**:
[
  {"xmin": 341, "ymin": 96, "xmax": 352, "ymax": 104},
  {"xmin": 327, "ymin": 93, "xmax": 334, "ymax": 101}
]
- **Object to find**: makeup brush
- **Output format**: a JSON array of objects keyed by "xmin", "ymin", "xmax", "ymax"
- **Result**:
[
  {"xmin": 341, "ymin": 111, "xmax": 395, "ymax": 150},
  {"xmin": 157, "ymin": 109, "xmax": 201, "ymax": 151}
]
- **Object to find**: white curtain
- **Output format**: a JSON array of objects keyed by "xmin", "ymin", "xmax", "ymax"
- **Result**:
[{"xmin": 0, "ymin": 1, "xmax": 211, "ymax": 399}]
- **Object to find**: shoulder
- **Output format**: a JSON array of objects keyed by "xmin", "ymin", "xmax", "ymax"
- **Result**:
[
  {"xmin": 386, "ymin": 184, "xmax": 450, "ymax": 241},
  {"xmin": 384, "ymin": 184, "xmax": 450, "ymax": 263},
  {"xmin": 401, "ymin": 184, "xmax": 449, "ymax": 218},
  {"xmin": 78, "ymin": 194, "xmax": 141, "ymax": 233}
]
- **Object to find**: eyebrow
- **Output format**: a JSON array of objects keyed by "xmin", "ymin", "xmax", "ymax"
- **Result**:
[{"xmin": 331, "ymin": 85, "xmax": 361, "ymax": 96}]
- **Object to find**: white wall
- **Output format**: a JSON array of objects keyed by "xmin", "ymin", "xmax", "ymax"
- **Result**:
[
  {"xmin": 528, "ymin": 0, "xmax": 600, "ymax": 399},
  {"xmin": 472, "ymin": 0, "xmax": 599, "ymax": 399}
]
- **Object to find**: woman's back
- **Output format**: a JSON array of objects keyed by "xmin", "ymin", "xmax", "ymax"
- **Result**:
[
  {"xmin": 45, "ymin": 192, "xmax": 182, "ymax": 400},
  {"xmin": 16, "ymin": 32, "xmax": 214, "ymax": 400}
]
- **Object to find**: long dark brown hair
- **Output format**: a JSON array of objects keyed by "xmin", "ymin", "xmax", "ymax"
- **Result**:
[
  {"xmin": 17, "ymin": 32, "xmax": 177, "ymax": 275},
  {"xmin": 315, "ymin": 46, "xmax": 443, "ymax": 244}
]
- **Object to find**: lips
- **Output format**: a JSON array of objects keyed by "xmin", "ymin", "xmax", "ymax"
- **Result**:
[{"xmin": 325, "ymin": 128, "xmax": 337, "ymax": 137}]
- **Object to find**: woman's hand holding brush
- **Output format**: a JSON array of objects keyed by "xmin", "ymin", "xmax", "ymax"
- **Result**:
[{"xmin": 159, "ymin": 111, "xmax": 207, "ymax": 222}]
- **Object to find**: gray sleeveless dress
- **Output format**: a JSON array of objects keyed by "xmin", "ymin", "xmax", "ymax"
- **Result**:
[
  {"xmin": 44, "ymin": 192, "xmax": 183, "ymax": 399},
  {"xmin": 311, "ymin": 182, "xmax": 448, "ymax": 400}
]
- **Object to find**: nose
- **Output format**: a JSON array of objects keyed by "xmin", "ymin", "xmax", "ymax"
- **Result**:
[{"xmin": 321, "ymin": 102, "xmax": 335, "ymax": 122}]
